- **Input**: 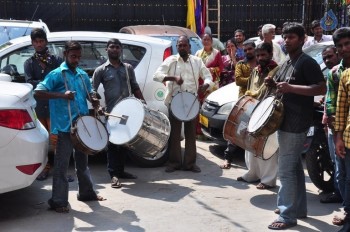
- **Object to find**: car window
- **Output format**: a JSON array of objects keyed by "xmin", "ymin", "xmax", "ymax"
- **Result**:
[
  {"xmin": 303, "ymin": 44, "xmax": 328, "ymax": 65},
  {"xmin": 0, "ymin": 41, "xmax": 146, "ymax": 77},
  {"xmin": 152, "ymin": 36, "xmax": 202, "ymax": 55}
]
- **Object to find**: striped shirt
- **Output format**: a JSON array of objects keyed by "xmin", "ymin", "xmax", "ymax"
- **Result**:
[
  {"xmin": 325, "ymin": 60, "xmax": 344, "ymax": 116},
  {"xmin": 335, "ymin": 68, "xmax": 350, "ymax": 148}
]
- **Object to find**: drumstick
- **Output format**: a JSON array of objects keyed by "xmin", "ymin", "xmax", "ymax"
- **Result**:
[
  {"xmin": 186, "ymin": 96, "xmax": 198, "ymax": 118},
  {"xmin": 104, "ymin": 112, "xmax": 126, "ymax": 120}
]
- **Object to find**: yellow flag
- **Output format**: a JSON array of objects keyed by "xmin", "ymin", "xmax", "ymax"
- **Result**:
[{"xmin": 186, "ymin": 0, "xmax": 196, "ymax": 33}]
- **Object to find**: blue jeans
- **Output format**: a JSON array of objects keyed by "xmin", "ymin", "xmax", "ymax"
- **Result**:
[
  {"xmin": 49, "ymin": 132, "xmax": 97, "ymax": 208},
  {"xmin": 277, "ymin": 130, "xmax": 307, "ymax": 225},
  {"xmin": 328, "ymin": 129, "xmax": 345, "ymax": 199}
]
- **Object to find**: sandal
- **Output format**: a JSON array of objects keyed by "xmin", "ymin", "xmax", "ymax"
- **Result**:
[
  {"xmin": 219, "ymin": 161, "xmax": 231, "ymax": 169},
  {"xmin": 268, "ymin": 220, "xmax": 297, "ymax": 230},
  {"xmin": 77, "ymin": 194, "xmax": 106, "ymax": 202},
  {"xmin": 333, "ymin": 214, "xmax": 346, "ymax": 226},
  {"xmin": 53, "ymin": 206, "xmax": 70, "ymax": 213},
  {"xmin": 237, "ymin": 176, "xmax": 247, "ymax": 182},
  {"xmin": 257, "ymin": 183, "xmax": 274, "ymax": 190}
]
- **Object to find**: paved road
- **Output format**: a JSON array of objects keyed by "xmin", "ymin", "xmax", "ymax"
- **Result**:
[{"xmin": 0, "ymin": 141, "xmax": 342, "ymax": 232}]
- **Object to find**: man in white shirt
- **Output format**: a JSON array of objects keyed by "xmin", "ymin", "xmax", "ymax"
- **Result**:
[
  {"xmin": 303, "ymin": 20, "xmax": 333, "ymax": 49},
  {"xmin": 260, "ymin": 24, "xmax": 286, "ymax": 65},
  {"xmin": 153, "ymin": 36, "xmax": 213, "ymax": 173}
]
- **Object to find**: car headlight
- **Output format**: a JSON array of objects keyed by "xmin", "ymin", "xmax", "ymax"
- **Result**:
[{"xmin": 217, "ymin": 102, "xmax": 235, "ymax": 115}]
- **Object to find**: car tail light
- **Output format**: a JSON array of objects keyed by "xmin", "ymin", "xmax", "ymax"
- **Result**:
[
  {"xmin": 16, "ymin": 163, "xmax": 42, "ymax": 175},
  {"xmin": 0, "ymin": 109, "xmax": 35, "ymax": 130},
  {"xmin": 163, "ymin": 47, "xmax": 172, "ymax": 60}
]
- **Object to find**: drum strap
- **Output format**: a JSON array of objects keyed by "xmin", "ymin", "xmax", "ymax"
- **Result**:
[{"xmin": 124, "ymin": 63, "xmax": 132, "ymax": 97}]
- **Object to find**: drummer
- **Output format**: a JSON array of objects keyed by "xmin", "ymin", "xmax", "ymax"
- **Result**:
[
  {"xmin": 92, "ymin": 38, "xmax": 144, "ymax": 189},
  {"xmin": 236, "ymin": 42, "xmax": 279, "ymax": 189},
  {"xmin": 34, "ymin": 41, "xmax": 105, "ymax": 213},
  {"xmin": 153, "ymin": 35, "xmax": 213, "ymax": 173}
]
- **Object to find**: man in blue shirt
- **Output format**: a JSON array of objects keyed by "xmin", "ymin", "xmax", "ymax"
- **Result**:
[{"xmin": 34, "ymin": 41, "xmax": 105, "ymax": 213}]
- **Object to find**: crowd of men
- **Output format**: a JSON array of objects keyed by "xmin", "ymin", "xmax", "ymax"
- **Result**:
[{"xmin": 23, "ymin": 19, "xmax": 350, "ymax": 231}]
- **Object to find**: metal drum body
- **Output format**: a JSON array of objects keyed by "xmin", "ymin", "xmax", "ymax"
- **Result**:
[
  {"xmin": 107, "ymin": 97, "xmax": 170, "ymax": 158},
  {"xmin": 223, "ymin": 95, "xmax": 278, "ymax": 160}
]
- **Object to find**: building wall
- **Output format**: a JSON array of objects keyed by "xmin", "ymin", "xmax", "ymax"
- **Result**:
[{"xmin": 0, "ymin": 0, "xmax": 325, "ymax": 41}]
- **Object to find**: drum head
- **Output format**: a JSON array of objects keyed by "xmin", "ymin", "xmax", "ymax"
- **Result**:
[
  {"xmin": 76, "ymin": 116, "xmax": 108, "ymax": 151},
  {"xmin": 262, "ymin": 132, "xmax": 279, "ymax": 160},
  {"xmin": 107, "ymin": 97, "xmax": 145, "ymax": 145},
  {"xmin": 170, "ymin": 92, "xmax": 200, "ymax": 121},
  {"xmin": 247, "ymin": 96, "xmax": 275, "ymax": 133}
]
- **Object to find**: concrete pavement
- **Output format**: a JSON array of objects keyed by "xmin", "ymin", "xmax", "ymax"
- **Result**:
[{"xmin": 0, "ymin": 140, "xmax": 343, "ymax": 232}]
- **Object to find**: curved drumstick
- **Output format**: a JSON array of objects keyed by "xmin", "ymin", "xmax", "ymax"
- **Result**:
[{"xmin": 186, "ymin": 96, "xmax": 198, "ymax": 118}]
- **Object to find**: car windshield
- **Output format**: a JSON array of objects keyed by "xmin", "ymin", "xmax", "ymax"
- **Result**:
[
  {"xmin": 152, "ymin": 36, "xmax": 203, "ymax": 55},
  {"xmin": 0, "ymin": 26, "xmax": 33, "ymax": 45},
  {"xmin": 303, "ymin": 43, "xmax": 332, "ymax": 76}
]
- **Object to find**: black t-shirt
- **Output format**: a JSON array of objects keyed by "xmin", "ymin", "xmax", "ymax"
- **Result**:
[{"xmin": 274, "ymin": 53, "xmax": 325, "ymax": 133}]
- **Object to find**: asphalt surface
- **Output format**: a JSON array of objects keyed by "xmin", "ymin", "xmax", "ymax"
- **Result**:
[{"xmin": 0, "ymin": 140, "xmax": 343, "ymax": 232}]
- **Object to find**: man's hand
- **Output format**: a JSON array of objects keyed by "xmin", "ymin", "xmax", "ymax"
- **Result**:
[
  {"xmin": 174, "ymin": 76, "xmax": 183, "ymax": 85},
  {"xmin": 264, "ymin": 76, "xmax": 276, "ymax": 88},
  {"xmin": 64, "ymin": 91, "xmax": 75, "ymax": 100},
  {"xmin": 276, "ymin": 82, "xmax": 292, "ymax": 94},
  {"xmin": 335, "ymin": 133, "xmax": 346, "ymax": 159},
  {"xmin": 198, "ymin": 83, "xmax": 209, "ymax": 94}
]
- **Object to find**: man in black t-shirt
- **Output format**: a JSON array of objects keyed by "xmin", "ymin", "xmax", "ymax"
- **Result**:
[{"xmin": 265, "ymin": 22, "xmax": 326, "ymax": 230}]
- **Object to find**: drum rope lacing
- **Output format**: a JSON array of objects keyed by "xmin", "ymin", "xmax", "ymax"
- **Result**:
[
  {"xmin": 62, "ymin": 71, "xmax": 103, "ymax": 140},
  {"xmin": 249, "ymin": 53, "xmax": 305, "ymax": 130}
]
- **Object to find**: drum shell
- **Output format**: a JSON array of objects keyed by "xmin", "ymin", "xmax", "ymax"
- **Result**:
[
  {"xmin": 223, "ymin": 95, "xmax": 278, "ymax": 160},
  {"xmin": 71, "ymin": 116, "xmax": 108, "ymax": 155},
  {"xmin": 248, "ymin": 97, "xmax": 284, "ymax": 138},
  {"xmin": 107, "ymin": 97, "xmax": 171, "ymax": 158}
]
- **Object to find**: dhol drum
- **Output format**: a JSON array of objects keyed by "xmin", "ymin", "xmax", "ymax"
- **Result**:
[
  {"xmin": 247, "ymin": 95, "xmax": 283, "ymax": 138},
  {"xmin": 71, "ymin": 116, "xmax": 109, "ymax": 155},
  {"xmin": 107, "ymin": 97, "xmax": 171, "ymax": 158},
  {"xmin": 223, "ymin": 95, "xmax": 279, "ymax": 160},
  {"xmin": 170, "ymin": 91, "xmax": 200, "ymax": 121}
]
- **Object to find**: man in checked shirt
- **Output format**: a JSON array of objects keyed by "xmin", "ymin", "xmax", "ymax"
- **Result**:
[{"xmin": 334, "ymin": 27, "xmax": 350, "ymax": 232}]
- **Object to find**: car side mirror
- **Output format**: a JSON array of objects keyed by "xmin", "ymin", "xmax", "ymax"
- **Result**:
[{"xmin": 1, "ymin": 64, "xmax": 25, "ymax": 83}]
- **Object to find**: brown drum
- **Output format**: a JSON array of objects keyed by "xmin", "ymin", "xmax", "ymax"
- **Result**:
[
  {"xmin": 247, "ymin": 96, "xmax": 283, "ymax": 137},
  {"xmin": 70, "ymin": 116, "xmax": 109, "ymax": 155},
  {"xmin": 223, "ymin": 95, "xmax": 278, "ymax": 160}
]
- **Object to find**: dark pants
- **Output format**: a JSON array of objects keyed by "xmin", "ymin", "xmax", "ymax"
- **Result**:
[
  {"xmin": 107, "ymin": 143, "xmax": 127, "ymax": 178},
  {"xmin": 167, "ymin": 110, "xmax": 197, "ymax": 169}
]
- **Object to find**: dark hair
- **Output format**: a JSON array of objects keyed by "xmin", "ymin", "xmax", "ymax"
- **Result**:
[
  {"xmin": 177, "ymin": 35, "xmax": 190, "ymax": 45},
  {"xmin": 30, "ymin": 28, "xmax": 47, "ymax": 41},
  {"xmin": 256, "ymin": 42, "xmax": 273, "ymax": 54},
  {"xmin": 226, "ymin": 38, "xmax": 237, "ymax": 48},
  {"xmin": 257, "ymin": 25, "xmax": 263, "ymax": 31},
  {"xmin": 202, "ymin": 33, "xmax": 213, "ymax": 40},
  {"xmin": 333, "ymin": 27, "xmax": 350, "ymax": 45},
  {"xmin": 65, "ymin": 41, "xmax": 82, "ymax": 52},
  {"xmin": 243, "ymin": 40, "xmax": 256, "ymax": 48},
  {"xmin": 311, "ymin": 20, "xmax": 321, "ymax": 29},
  {"xmin": 322, "ymin": 45, "xmax": 337, "ymax": 54},
  {"xmin": 234, "ymin": 29, "xmax": 245, "ymax": 37},
  {"xmin": 107, "ymin": 38, "xmax": 122, "ymax": 48},
  {"xmin": 282, "ymin": 22, "xmax": 305, "ymax": 39}
]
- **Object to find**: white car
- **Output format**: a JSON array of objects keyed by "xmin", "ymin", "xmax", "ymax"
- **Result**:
[
  {"xmin": 0, "ymin": 81, "xmax": 48, "ymax": 194},
  {"xmin": 0, "ymin": 31, "xmax": 173, "ymax": 167},
  {"xmin": 0, "ymin": 19, "xmax": 50, "ymax": 45}
]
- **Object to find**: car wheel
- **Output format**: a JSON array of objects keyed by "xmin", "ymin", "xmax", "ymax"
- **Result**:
[
  {"xmin": 305, "ymin": 139, "xmax": 334, "ymax": 193},
  {"xmin": 128, "ymin": 144, "xmax": 169, "ymax": 168}
]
